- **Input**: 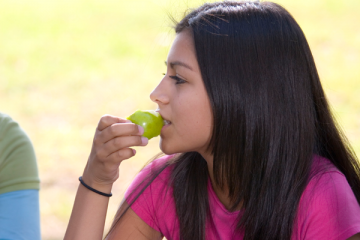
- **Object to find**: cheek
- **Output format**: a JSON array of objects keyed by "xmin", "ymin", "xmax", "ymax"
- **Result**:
[
  {"xmin": 176, "ymin": 94, "xmax": 213, "ymax": 142},
  {"xmin": 185, "ymin": 93, "xmax": 212, "ymax": 130},
  {"xmin": 159, "ymin": 88, "xmax": 213, "ymax": 154}
]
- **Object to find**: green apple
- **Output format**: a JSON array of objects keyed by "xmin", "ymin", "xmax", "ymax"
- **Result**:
[{"xmin": 126, "ymin": 110, "xmax": 164, "ymax": 140}]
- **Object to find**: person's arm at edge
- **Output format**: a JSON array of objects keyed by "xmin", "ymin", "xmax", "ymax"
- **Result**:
[{"xmin": 0, "ymin": 189, "xmax": 40, "ymax": 240}]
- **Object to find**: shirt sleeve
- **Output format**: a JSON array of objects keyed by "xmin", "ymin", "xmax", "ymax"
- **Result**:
[
  {"xmin": 296, "ymin": 170, "xmax": 360, "ymax": 240},
  {"xmin": 124, "ymin": 155, "xmax": 174, "ymax": 233},
  {"xmin": 0, "ymin": 113, "xmax": 40, "ymax": 194},
  {"xmin": 0, "ymin": 189, "xmax": 41, "ymax": 240}
]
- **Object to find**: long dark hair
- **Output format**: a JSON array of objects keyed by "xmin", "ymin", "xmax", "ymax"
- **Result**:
[{"xmin": 108, "ymin": 1, "xmax": 360, "ymax": 239}]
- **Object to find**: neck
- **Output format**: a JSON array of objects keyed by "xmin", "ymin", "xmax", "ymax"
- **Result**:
[{"xmin": 199, "ymin": 151, "xmax": 242, "ymax": 211}]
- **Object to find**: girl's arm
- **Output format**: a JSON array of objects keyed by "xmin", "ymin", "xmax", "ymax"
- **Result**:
[
  {"xmin": 65, "ymin": 183, "xmax": 162, "ymax": 240},
  {"xmin": 106, "ymin": 200, "xmax": 162, "ymax": 240},
  {"xmin": 65, "ymin": 115, "xmax": 160, "ymax": 240},
  {"xmin": 64, "ymin": 181, "xmax": 112, "ymax": 240}
]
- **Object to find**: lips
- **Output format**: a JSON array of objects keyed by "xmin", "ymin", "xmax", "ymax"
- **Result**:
[{"xmin": 156, "ymin": 109, "xmax": 172, "ymax": 127}]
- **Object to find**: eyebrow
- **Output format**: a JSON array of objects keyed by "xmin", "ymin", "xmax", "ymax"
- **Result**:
[{"xmin": 165, "ymin": 61, "xmax": 193, "ymax": 71}]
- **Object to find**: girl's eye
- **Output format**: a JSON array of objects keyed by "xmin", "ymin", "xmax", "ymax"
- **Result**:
[{"xmin": 169, "ymin": 75, "xmax": 186, "ymax": 85}]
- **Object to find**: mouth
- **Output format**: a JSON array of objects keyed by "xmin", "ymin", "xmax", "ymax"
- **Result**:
[
  {"xmin": 163, "ymin": 119, "xmax": 171, "ymax": 125},
  {"xmin": 156, "ymin": 109, "xmax": 172, "ymax": 126}
]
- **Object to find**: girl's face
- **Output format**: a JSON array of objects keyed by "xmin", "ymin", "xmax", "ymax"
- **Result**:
[{"xmin": 150, "ymin": 30, "xmax": 213, "ymax": 156}]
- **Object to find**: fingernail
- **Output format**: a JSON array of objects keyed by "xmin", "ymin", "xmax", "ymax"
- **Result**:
[
  {"xmin": 132, "ymin": 149, "xmax": 136, "ymax": 155},
  {"xmin": 126, "ymin": 120, "xmax": 132, "ymax": 123},
  {"xmin": 141, "ymin": 136, "xmax": 148, "ymax": 145},
  {"xmin": 138, "ymin": 125, "xmax": 144, "ymax": 135}
]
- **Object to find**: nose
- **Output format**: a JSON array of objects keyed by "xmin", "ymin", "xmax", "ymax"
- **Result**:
[{"xmin": 150, "ymin": 78, "xmax": 170, "ymax": 105}]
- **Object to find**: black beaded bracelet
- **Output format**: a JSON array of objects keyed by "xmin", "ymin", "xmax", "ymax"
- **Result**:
[{"xmin": 79, "ymin": 176, "xmax": 112, "ymax": 197}]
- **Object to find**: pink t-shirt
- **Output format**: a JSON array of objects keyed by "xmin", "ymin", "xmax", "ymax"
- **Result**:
[{"xmin": 125, "ymin": 155, "xmax": 360, "ymax": 240}]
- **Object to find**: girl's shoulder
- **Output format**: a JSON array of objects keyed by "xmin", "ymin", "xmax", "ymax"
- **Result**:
[
  {"xmin": 293, "ymin": 155, "xmax": 360, "ymax": 240},
  {"xmin": 124, "ymin": 154, "xmax": 179, "ymax": 237},
  {"xmin": 124, "ymin": 154, "xmax": 176, "ymax": 200},
  {"xmin": 136, "ymin": 154, "xmax": 176, "ymax": 182},
  {"xmin": 305, "ymin": 155, "xmax": 356, "ymax": 205},
  {"xmin": 305, "ymin": 155, "xmax": 354, "ymax": 202},
  {"xmin": 309, "ymin": 154, "xmax": 341, "ymax": 177}
]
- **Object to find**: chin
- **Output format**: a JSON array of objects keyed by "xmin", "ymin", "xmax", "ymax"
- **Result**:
[
  {"xmin": 159, "ymin": 139, "xmax": 182, "ymax": 155},
  {"xmin": 159, "ymin": 141, "xmax": 174, "ymax": 155}
]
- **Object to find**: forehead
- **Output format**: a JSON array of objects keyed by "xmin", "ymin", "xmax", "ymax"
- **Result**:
[{"xmin": 167, "ymin": 30, "xmax": 197, "ymax": 64}]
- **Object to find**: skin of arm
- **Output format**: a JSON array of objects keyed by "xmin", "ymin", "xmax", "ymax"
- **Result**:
[
  {"xmin": 65, "ymin": 185, "xmax": 162, "ymax": 240},
  {"xmin": 64, "ymin": 183, "xmax": 112, "ymax": 240},
  {"xmin": 105, "ymin": 200, "xmax": 162, "ymax": 240}
]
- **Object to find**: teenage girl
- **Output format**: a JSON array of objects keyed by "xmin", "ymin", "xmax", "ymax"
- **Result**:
[{"xmin": 65, "ymin": 1, "xmax": 360, "ymax": 239}]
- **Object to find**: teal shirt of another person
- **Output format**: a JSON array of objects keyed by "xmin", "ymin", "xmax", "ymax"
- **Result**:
[{"xmin": 0, "ymin": 112, "xmax": 41, "ymax": 240}]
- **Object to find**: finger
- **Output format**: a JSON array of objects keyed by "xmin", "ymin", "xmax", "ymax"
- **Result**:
[
  {"xmin": 102, "ymin": 135, "xmax": 148, "ymax": 157},
  {"xmin": 108, "ymin": 148, "xmax": 136, "ymax": 163},
  {"xmin": 99, "ymin": 123, "xmax": 144, "ymax": 143},
  {"xmin": 97, "ymin": 114, "xmax": 130, "ymax": 131}
]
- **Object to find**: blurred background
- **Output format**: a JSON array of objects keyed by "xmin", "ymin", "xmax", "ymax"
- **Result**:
[{"xmin": 0, "ymin": 0, "xmax": 359, "ymax": 239}]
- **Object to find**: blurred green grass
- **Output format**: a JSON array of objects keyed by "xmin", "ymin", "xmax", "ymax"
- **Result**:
[{"xmin": 0, "ymin": 0, "xmax": 359, "ymax": 239}]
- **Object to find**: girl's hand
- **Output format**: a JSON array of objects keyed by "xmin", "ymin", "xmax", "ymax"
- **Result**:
[{"xmin": 82, "ymin": 114, "xmax": 148, "ymax": 191}]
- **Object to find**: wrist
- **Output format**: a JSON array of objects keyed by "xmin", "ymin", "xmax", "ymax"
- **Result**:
[{"xmin": 80, "ymin": 174, "xmax": 113, "ymax": 196}]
